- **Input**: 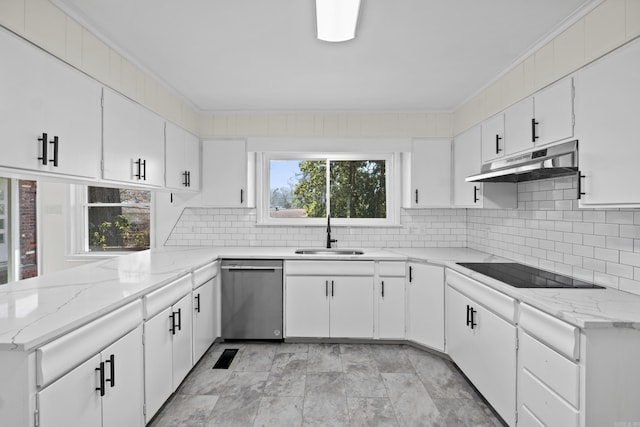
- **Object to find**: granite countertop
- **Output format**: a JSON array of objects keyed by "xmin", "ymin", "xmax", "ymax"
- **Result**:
[{"xmin": 2, "ymin": 246, "xmax": 639, "ymax": 351}]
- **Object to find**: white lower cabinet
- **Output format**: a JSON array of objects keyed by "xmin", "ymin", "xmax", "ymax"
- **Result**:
[
  {"xmin": 192, "ymin": 275, "xmax": 218, "ymax": 364},
  {"xmin": 446, "ymin": 270, "xmax": 517, "ymax": 426},
  {"xmin": 406, "ymin": 263, "xmax": 444, "ymax": 351},
  {"xmin": 143, "ymin": 276, "xmax": 193, "ymax": 422},
  {"xmin": 36, "ymin": 301, "xmax": 144, "ymax": 427},
  {"xmin": 377, "ymin": 262, "xmax": 406, "ymax": 339},
  {"xmin": 285, "ymin": 261, "xmax": 374, "ymax": 338}
]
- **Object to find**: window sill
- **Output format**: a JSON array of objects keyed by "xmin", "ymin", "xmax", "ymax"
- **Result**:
[{"xmin": 66, "ymin": 251, "xmax": 145, "ymax": 262}]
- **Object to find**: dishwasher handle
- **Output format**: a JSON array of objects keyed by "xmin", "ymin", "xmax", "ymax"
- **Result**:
[{"xmin": 221, "ymin": 266, "xmax": 283, "ymax": 271}]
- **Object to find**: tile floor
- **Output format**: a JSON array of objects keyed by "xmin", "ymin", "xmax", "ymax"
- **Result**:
[{"xmin": 149, "ymin": 342, "xmax": 504, "ymax": 427}]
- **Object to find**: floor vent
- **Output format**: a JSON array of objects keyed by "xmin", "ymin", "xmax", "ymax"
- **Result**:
[{"xmin": 212, "ymin": 349, "xmax": 238, "ymax": 369}]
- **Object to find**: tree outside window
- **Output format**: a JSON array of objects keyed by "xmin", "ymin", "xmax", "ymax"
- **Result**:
[{"xmin": 87, "ymin": 187, "xmax": 150, "ymax": 251}]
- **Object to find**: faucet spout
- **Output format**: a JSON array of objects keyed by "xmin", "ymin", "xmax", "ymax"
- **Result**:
[{"xmin": 326, "ymin": 214, "xmax": 337, "ymax": 248}]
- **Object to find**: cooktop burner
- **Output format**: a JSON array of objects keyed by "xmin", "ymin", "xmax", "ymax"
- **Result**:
[{"xmin": 456, "ymin": 262, "xmax": 605, "ymax": 289}]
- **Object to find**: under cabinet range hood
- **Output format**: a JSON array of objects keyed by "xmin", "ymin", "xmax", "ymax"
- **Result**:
[{"xmin": 466, "ymin": 140, "xmax": 578, "ymax": 183}]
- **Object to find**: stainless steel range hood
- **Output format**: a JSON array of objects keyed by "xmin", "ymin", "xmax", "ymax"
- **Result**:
[{"xmin": 466, "ymin": 140, "xmax": 578, "ymax": 183}]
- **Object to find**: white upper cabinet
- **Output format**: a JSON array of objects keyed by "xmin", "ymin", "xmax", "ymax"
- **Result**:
[
  {"xmin": 165, "ymin": 122, "xmax": 200, "ymax": 192},
  {"xmin": 405, "ymin": 138, "xmax": 452, "ymax": 207},
  {"xmin": 201, "ymin": 140, "xmax": 248, "ymax": 207},
  {"xmin": 502, "ymin": 77, "xmax": 574, "ymax": 157},
  {"xmin": 454, "ymin": 125, "xmax": 516, "ymax": 209},
  {"xmin": 481, "ymin": 113, "xmax": 505, "ymax": 163},
  {"xmin": 533, "ymin": 77, "xmax": 574, "ymax": 147},
  {"xmin": 102, "ymin": 88, "xmax": 165, "ymax": 188},
  {"xmin": 504, "ymin": 97, "xmax": 534, "ymax": 156},
  {"xmin": 0, "ymin": 28, "xmax": 102, "ymax": 179},
  {"xmin": 575, "ymin": 38, "xmax": 640, "ymax": 208},
  {"xmin": 453, "ymin": 126, "xmax": 483, "ymax": 208}
]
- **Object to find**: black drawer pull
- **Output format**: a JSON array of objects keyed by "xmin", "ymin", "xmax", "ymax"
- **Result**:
[
  {"xmin": 95, "ymin": 362, "xmax": 105, "ymax": 396},
  {"xmin": 38, "ymin": 132, "xmax": 48, "ymax": 165},
  {"xmin": 105, "ymin": 354, "xmax": 115, "ymax": 388}
]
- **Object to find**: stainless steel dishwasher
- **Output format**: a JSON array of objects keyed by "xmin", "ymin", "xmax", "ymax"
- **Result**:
[{"xmin": 221, "ymin": 259, "xmax": 283, "ymax": 340}]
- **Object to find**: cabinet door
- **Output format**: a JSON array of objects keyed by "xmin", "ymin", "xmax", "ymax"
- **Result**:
[
  {"xmin": 38, "ymin": 354, "xmax": 102, "ymax": 427},
  {"xmin": 201, "ymin": 140, "xmax": 247, "ymax": 206},
  {"xmin": 0, "ymin": 28, "xmax": 101, "ymax": 178},
  {"xmin": 172, "ymin": 293, "xmax": 194, "ymax": 388},
  {"xmin": 378, "ymin": 277, "xmax": 405, "ymax": 339},
  {"xmin": 193, "ymin": 279, "xmax": 216, "ymax": 363},
  {"xmin": 533, "ymin": 78, "xmax": 573, "ymax": 147},
  {"xmin": 102, "ymin": 327, "xmax": 144, "ymax": 427},
  {"xmin": 102, "ymin": 88, "xmax": 165, "ymax": 187},
  {"xmin": 165, "ymin": 122, "xmax": 200, "ymax": 192},
  {"xmin": 407, "ymin": 264, "xmax": 444, "ymax": 351},
  {"xmin": 575, "ymin": 39, "xmax": 640, "ymax": 207},
  {"xmin": 446, "ymin": 286, "xmax": 516, "ymax": 426},
  {"xmin": 330, "ymin": 276, "xmax": 374, "ymax": 338},
  {"xmin": 411, "ymin": 138, "xmax": 451, "ymax": 207},
  {"xmin": 453, "ymin": 126, "xmax": 482, "ymax": 208},
  {"xmin": 285, "ymin": 276, "xmax": 330, "ymax": 337},
  {"xmin": 504, "ymin": 97, "xmax": 535, "ymax": 156},
  {"xmin": 143, "ymin": 306, "xmax": 174, "ymax": 421},
  {"xmin": 481, "ymin": 113, "xmax": 505, "ymax": 163},
  {"xmin": 165, "ymin": 121, "xmax": 187, "ymax": 191}
]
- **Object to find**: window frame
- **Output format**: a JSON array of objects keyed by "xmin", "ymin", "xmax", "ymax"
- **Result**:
[
  {"xmin": 257, "ymin": 152, "xmax": 400, "ymax": 227},
  {"xmin": 71, "ymin": 185, "xmax": 153, "ymax": 255}
]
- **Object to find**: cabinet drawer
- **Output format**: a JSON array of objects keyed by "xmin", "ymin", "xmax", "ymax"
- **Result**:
[
  {"xmin": 378, "ymin": 261, "xmax": 406, "ymax": 277},
  {"xmin": 144, "ymin": 275, "xmax": 192, "ymax": 319},
  {"xmin": 37, "ymin": 300, "xmax": 143, "ymax": 388},
  {"xmin": 446, "ymin": 270, "xmax": 516, "ymax": 323},
  {"xmin": 286, "ymin": 260, "xmax": 374, "ymax": 276},
  {"xmin": 519, "ymin": 303, "xmax": 579, "ymax": 361},
  {"xmin": 520, "ymin": 330, "xmax": 579, "ymax": 407},
  {"xmin": 193, "ymin": 261, "xmax": 218, "ymax": 288},
  {"xmin": 520, "ymin": 368, "xmax": 579, "ymax": 427}
]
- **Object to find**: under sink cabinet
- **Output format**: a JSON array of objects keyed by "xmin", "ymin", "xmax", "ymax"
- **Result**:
[
  {"xmin": 446, "ymin": 270, "xmax": 517, "ymax": 426},
  {"xmin": 406, "ymin": 262, "xmax": 445, "ymax": 351},
  {"xmin": 35, "ymin": 300, "xmax": 144, "ymax": 427},
  {"xmin": 285, "ymin": 260, "xmax": 375, "ymax": 338},
  {"xmin": 143, "ymin": 275, "xmax": 194, "ymax": 422},
  {"xmin": 191, "ymin": 261, "xmax": 220, "ymax": 364}
]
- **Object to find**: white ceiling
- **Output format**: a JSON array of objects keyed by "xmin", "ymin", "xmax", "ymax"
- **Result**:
[{"xmin": 54, "ymin": 0, "xmax": 594, "ymax": 112}]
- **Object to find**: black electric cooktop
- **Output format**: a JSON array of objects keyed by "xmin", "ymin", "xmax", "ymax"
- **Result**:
[{"xmin": 457, "ymin": 262, "xmax": 605, "ymax": 289}]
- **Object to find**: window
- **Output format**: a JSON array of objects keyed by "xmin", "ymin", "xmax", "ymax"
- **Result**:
[
  {"xmin": 82, "ymin": 186, "xmax": 151, "ymax": 252},
  {"xmin": 0, "ymin": 178, "xmax": 8, "ymax": 284},
  {"xmin": 261, "ymin": 153, "xmax": 397, "ymax": 226}
]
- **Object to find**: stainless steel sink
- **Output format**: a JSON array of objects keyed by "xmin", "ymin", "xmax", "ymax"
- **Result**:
[{"xmin": 294, "ymin": 248, "xmax": 365, "ymax": 255}]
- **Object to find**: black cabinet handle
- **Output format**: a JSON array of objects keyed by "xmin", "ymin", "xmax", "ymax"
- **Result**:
[
  {"xmin": 240, "ymin": 189, "xmax": 244, "ymax": 204},
  {"xmin": 466, "ymin": 304, "xmax": 471, "ymax": 327},
  {"xmin": 49, "ymin": 136, "xmax": 59, "ymax": 167},
  {"xmin": 415, "ymin": 189, "xmax": 419, "ymax": 204},
  {"xmin": 577, "ymin": 172, "xmax": 585, "ymax": 200},
  {"xmin": 141, "ymin": 159, "xmax": 146, "ymax": 180},
  {"xmin": 471, "ymin": 307, "xmax": 477, "ymax": 329},
  {"xmin": 176, "ymin": 308, "xmax": 182, "ymax": 331},
  {"xmin": 473, "ymin": 186, "xmax": 479, "ymax": 203},
  {"xmin": 95, "ymin": 362, "xmax": 105, "ymax": 397},
  {"xmin": 135, "ymin": 158, "xmax": 142, "ymax": 180},
  {"xmin": 381, "ymin": 281, "xmax": 385, "ymax": 298},
  {"xmin": 169, "ymin": 312, "xmax": 176, "ymax": 335},
  {"xmin": 105, "ymin": 354, "xmax": 115, "ymax": 388},
  {"xmin": 331, "ymin": 280, "xmax": 334, "ymax": 297},
  {"xmin": 325, "ymin": 280, "xmax": 329, "ymax": 297},
  {"xmin": 183, "ymin": 171, "xmax": 189, "ymax": 187},
  {"xmin": 195, "ymin": 293, "xmax": 201, "ymax": 313},
  {"xmin": 38, "ymin": 132, "xmax": 48, "ymax": 165},
  {"xmin": 531, "ymin": 118, "xmax": 539, "ymax": 142},
  {"xmin": 495, "ymin": 134, "xmax": 502, "ymax": 154},
  {"xmin": 187, "ymin": 171, "xmax": 191, "ymax": 187},
  {"xmin": 409, "ymin": 266, "xmax": 413, "ymax": 283}
]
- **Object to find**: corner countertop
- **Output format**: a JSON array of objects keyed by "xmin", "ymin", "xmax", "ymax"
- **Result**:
[{"xmin": 2, "ymin": 246, "xmax": 639, "ymax": 351}]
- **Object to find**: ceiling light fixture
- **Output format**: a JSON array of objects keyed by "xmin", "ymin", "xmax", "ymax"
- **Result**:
[{"xmin": 316, "ymin": 0, "xmax": 361, "ymax": 42}]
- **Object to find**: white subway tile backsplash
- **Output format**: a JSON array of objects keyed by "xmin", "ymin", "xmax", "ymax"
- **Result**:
[{"xmin": 468, "ymin": 176, "xmax": 640, "ymax": 296}]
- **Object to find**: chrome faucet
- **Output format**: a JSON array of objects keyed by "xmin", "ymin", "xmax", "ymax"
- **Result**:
[{"xmin": 326, "ymin": 214, "xmax": 337, "ymax": 248}]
